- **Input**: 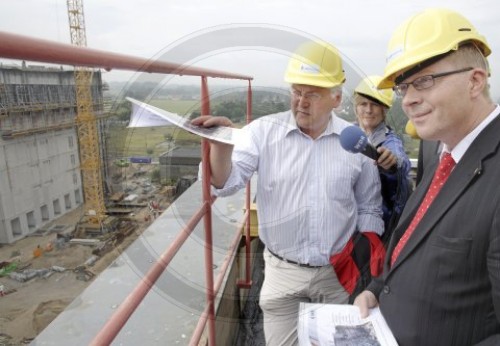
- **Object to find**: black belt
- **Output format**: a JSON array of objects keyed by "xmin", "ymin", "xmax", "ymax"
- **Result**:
[{"xmin": 267, "ymin": 249, "xmax": 327, "ymax": 268}]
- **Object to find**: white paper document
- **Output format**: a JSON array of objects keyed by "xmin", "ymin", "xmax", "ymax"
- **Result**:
[
  {"xmin": 298, "ymin": 303, "xmax": 398, "ymax": 346},
  {"xmin": 126, "ymin": 97, "xmax": 243, "ymax": 145}
]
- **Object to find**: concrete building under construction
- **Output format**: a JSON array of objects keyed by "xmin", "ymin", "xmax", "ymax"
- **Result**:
[{"xmin": 0, "ymin": 63, "xmax": 104, "ymax": 244}]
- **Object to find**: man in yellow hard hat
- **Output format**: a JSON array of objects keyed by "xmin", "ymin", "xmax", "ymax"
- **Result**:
[
  {"xmin": 193, "ymin": 40, "xmax": 384, "ymax": 345},
  {"xmin": 354, "ymin": 8, "xmax": 500, "ymax": 345}
]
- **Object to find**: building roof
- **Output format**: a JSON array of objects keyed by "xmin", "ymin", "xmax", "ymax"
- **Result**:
[{"xmin": 160, "ymin": 146, "xmax": 201, "ymax": 159}]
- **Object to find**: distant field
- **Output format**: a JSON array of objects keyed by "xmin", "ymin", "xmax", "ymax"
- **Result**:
[
  {"xmin": 107, "ymin": 99, "xmax": 200, "ymax": 158},
  {"xmin": 148, "ymin": 99, "xmax": 200, "ymax": 115}
]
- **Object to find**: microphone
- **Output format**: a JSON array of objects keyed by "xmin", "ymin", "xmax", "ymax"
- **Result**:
[{"xmin": 339, "ymin": 126, "xmax": 380, "ymax": 160}]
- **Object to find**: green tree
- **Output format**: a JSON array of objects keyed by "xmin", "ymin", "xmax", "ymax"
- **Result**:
[
  {"xmin": 385, "ymin": 97, "xmax": 408, "ymax": 137},
  {"xmin": 111, "ymin": 101, "xmax": 132, "ymax": 122}
]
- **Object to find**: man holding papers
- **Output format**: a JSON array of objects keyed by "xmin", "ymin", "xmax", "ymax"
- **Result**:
[
  {"xmin": 193, "ymin": 40, "xmax": 384, "ymax": 345},
  {"xmin": 354, "ymin": 8, "xmax": 500, "ymax": 346}
]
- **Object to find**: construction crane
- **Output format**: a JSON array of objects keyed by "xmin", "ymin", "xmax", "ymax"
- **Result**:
[{"xmin": 67, "ymin": 0, "xmax": 108, "ymax": 232}]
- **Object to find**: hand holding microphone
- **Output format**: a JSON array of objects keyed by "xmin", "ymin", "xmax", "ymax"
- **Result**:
[
  {"xmin": 340, "ymin": 126, "xmax": 397, "ymax": 171},
  {"xmin": 339, "ymin": 126, "xmax": 380, "ymax": 160}
]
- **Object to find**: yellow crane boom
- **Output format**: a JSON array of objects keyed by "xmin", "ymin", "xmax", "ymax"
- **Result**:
[{"xmin": 67, "ymin": 0, "xmax": 106, "ymax": 221}]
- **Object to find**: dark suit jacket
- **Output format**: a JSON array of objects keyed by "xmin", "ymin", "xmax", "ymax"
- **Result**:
[
  {"xmin": 368, "ymin": 113, "xmax": 500, "ymax": 346},
  {"xmin": 415, "ymin": 140, "xmax": 441, "ymax": 186}
]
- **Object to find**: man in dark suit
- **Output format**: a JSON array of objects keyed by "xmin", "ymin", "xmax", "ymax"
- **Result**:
[
  {"xmin": 415, "ymin": 139, "xmax": 441, "ymax": 186},
  {"xmin": 354, "ymin": 8, "xmax": 500, "ymax": 346}
]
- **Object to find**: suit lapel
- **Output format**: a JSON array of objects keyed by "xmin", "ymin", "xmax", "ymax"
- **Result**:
[
  {"xmin": 388, "ymin": 112, "xmax": 500, "ymax": 273},
  {"xmin": 385, "ymin": 155, "xmax": 437, "ymax": 259},
  {"xmin": 390, "ymin": 155, "xmax": 481, "ymax": 270}
]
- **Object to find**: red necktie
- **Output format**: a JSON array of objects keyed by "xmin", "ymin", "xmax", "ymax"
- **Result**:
[{"xmin": 391, "ymin": 152, "xmax": 456, "ymax": 265}]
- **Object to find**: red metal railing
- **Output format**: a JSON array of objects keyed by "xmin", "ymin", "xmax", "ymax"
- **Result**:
[
  {"xmin": 0, "ymin": 31, "xmax": 251, "ymax": 80},
  {"xmin": 0, "ymin": 31, "xmax": 254, "ymax": 345},
  {"xmin": 237, "ymin": 81, "xmax": 254, "ymax": 289},
  {"xmin": 199, "ymin": 76, "xmax": 216, "ymax": 345}
]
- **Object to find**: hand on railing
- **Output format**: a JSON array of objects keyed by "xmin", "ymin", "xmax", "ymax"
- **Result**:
[{"xmin": 191, "ymin": 115, "xmax": 234, "ymax": 189}]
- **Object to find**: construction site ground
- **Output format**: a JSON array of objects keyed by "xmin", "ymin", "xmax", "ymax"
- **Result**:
[{"xmin": 0, "ymin": 164, "xmax": 173, "ymax": 345}]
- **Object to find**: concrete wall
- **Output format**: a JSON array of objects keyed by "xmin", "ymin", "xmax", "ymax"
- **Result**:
[
  {"xmin": 0, "ymin": 129, "xmax": 82, "ymax": 243},
  {"xmin": 0, "ymin": 65, "xmax": 104, "ymax": 244},
  {"xmin": 159, "ymin": 146, "xmax": 201, "ymax": 181},
  {"xmin": 161, "ymin": 164, "xmax": 200, "ymax": 182}
]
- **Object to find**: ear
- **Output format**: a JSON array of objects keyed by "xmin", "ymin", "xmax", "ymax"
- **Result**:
[
  {"xmin": 469, "ymin": 68, "xmax": 488, "ymax": 98},
  {"xmin": 331, "ymin": 90, "xmax": 342, "ymax": 108}
]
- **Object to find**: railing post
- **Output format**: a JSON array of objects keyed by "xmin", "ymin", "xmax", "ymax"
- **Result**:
[
  {"xmin": 200, "ymin": 76, "xmax": 216, "ymax": 346},
  {"xmin": 237, "ymin": 80, "xmax": 253, "ymax": 289}
]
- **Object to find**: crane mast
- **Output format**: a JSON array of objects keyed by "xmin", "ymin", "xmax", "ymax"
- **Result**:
[{"xmin": 67, "ymin": 0, "xmax": 106, "ymax": 222}]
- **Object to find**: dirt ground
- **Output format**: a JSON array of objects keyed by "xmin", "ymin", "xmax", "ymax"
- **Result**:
[
  {"xmin": 0, "ymin": 165, "xmax": 171, "ymax": 345},
  {"xmin": 0, "ymin": 164, "xmax": 175, "ymax": 346},
  {"xmin": 0, "ymin": 205, "xmax": 157, "ymax": 345}
]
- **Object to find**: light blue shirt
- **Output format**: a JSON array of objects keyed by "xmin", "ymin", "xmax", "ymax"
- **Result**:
[{"xmin": 214, "ymin": 111, "xmax": 383, "ymax": 266}]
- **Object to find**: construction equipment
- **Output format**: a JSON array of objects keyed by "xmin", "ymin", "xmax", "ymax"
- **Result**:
[{"xmin": 67, "ymin": 0, "xmax": 111, "ymax": 234}]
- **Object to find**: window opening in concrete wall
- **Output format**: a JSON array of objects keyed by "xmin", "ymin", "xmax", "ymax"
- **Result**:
[
  {"xmin": 53, "ymin": 199, "xmax": 61, "ymax": 215},
  {"xmin": 75, "ymin": 189, "xmax": 81, "ymax": 204},
  {"xmin": 27, "ymin": 211, "xmax": 36, "ymax": 229},
  {"xmin": 41, "ymin": 204, "xmax": 49, "ymax": 221},
  {"xmin": 11, "ymin": 217, "xmax": 21, "ymax": 236},
  {"xmin": 64, "ymin": 194, "xmax": 71, "ymax": 210}
]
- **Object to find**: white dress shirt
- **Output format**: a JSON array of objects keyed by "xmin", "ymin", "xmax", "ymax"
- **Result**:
[
  {"xmin": 445, "ymin": 104, "xmax": 500, "ymax": 163},
  {"xmin": 214, "ymin": 110, "xmax": 383, "ymax": 266}
]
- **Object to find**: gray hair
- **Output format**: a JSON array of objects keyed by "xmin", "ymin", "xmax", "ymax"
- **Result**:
[{"xmin": 448, "ymin": 43, "xmax": 491, "ymax": 98}]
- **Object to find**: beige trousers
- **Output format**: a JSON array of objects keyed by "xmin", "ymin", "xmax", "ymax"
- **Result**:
[{"xmin": 259, "ymin": 248, "xmax": 349, "ymax": 346}]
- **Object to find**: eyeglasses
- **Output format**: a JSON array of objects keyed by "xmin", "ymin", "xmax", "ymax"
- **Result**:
[
  {"xmin": 291, "ymin": 89, "xmax": 322, "ymax": 102},
  {"xmin": 393, "ymin": 67, "xmax": 473, "ymax": 97}
]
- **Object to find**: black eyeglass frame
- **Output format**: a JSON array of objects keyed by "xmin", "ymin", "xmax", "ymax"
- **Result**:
[{"xmin": 393, "ymin": 67, "xmax": 473, "ymax": 97}]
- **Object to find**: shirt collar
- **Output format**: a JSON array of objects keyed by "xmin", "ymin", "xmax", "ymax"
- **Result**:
[
  {"xmin": 444, "ymin": 104, "xmax": 500, "ymax": 163},
  {"xmin": 285, "ymin": 111, "xmax": 338, "ymax": 138},
  {"xmin": 367, "ymin": 122, "xmax": 387, "ymax": 147}
]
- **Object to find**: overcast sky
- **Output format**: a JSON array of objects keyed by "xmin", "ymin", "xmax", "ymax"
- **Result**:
[{"xmin": 0, "ymin": 0, "xmax": 498, "ymax": 98}]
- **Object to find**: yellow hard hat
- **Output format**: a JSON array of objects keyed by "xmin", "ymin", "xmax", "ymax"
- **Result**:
[
  {"xmin": 284, "ymin": 40, "xmax": 345, "ymax": 88},
  {"xmin": 379, "ymin": 8, "xmax": 491, "ymax": 89},
  {"xmin": 354, "ymin": 75, "xmax": 394, "ymax": 107},
  {"xmin": 405, "ymin": 120, "xmax": 420, "ymax": 139}
]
